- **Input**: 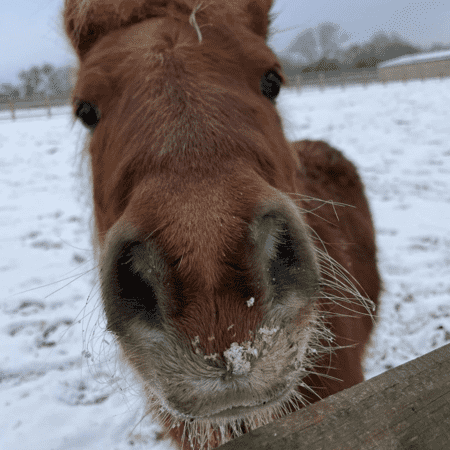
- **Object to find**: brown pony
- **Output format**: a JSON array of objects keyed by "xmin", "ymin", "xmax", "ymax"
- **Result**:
[{"xmin": 63, "ymin": 1, "xmax": 380, "ymax": 448}]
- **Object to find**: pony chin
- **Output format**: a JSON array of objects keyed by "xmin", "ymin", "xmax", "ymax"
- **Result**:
[{"xmin": 121, "ymin": 306, "xmax": 324, "ymax": 449}]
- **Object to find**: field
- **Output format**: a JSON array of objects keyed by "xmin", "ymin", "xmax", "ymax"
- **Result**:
[{"xmin": 1, "ymin": 78, "xmax": 449, "ymax": 449}]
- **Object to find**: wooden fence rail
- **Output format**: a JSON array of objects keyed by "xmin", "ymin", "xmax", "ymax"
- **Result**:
[
  {"xmin": 217, "ymin": 343, "xmax": 450, "ymax": 450},
  {"xmin": 0, "ymin": 97, "xmax": 70, "ymax": 121},
  {"xmin": 1, "ymin": 72, "xmax": 448, "ymax": 121},
  {"xmin": 289, "ymin": 69, "xmax": 380, "ymax": 90}
]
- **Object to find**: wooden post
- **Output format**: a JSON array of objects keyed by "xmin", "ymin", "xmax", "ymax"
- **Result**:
[
  {"xmin": 296, "ymin": 74, "xmax": 302, "ymax": 91},
  {"xmin": 46, "ymin": 96, "xmax": 52, "ymax": 118},
  {"xmin": 318, "ymin": 73, "xmax": 324, "ymax": 91},
  {"xmin": 217, "ymin": 343, "xmax": 450, "ymax": 450},
  {"xmin": 8, "ymin": 99, "xmax": 16, "ymax": 121}
]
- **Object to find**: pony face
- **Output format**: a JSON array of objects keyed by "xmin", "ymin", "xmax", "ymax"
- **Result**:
[{"xmin": 64, "ymin": 1, "xmax": 379, "ymax": 449}]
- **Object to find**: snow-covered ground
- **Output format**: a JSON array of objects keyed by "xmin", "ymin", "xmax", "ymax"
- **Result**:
[{"xmin": 1, "ymin": 78, "xmax": 449, "ymax": 449}]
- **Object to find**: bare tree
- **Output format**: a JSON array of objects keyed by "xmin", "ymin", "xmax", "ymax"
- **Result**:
[
  {"xmin": 317, "ymin": 22, "xmax": 350, "ymax": 60},
  {"xmin": 427, "ymin": 42, "xmax": 450, "ymax": 52},
  {"xmin": 286, "ymin": 23, "xmax": 349, "ymax": 64},
  {"xmin": 0, "ymin": 83, "xmax": 20, "ymax": 98},
  {"xmin": 18, "ymin": 65, "xmax": 43, "ymax": 99},
  {"xmin": 286, "ymin": 28, "xmax": 319, "ymax": 64},
  {"xmin": 40, "ymin": 64, "xmax": 63, "ymax": 97},
  {"xmin": 369, "ymin": 31, "xmax": 392, "ymax": 56},
  {"xmin": 16, "ymin": 63, "xmax": 69, "ymax": 98},
  {"xmin": 0, "ymin": 83, "xmax": 20, "ymax": 103}
]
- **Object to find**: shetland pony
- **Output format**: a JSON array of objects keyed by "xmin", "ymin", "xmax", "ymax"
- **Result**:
[{"xmin": 63, "ymin": 1, "xmax": 380, "ymax": 448}]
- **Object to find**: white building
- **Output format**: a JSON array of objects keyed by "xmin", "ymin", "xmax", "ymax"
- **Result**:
[{"xmin": 378, "ymin": 49, "xmax": 450, "ymax": 82}]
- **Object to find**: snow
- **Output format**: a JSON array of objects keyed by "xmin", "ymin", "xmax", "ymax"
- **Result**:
[
  {"xmin": 1, "ymin": 77, "xmax": 450, "ymax": 449},
  {"xmin": 223, "ymin": 342, "xmax": 254, "ymax": 375}
]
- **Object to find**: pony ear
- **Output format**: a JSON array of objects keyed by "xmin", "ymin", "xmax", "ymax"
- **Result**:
[
  {"xmin": 63, "ymin": 0, "xmax": 275, "ymax": 58},
  {"xmin": 224, "ymin": 0, "xmax": 273, "ymax": 38},
  {"xmin": 63, "ymin": 0, "xmax": 164, "ymax": 58},
  {"xmin": 243, "ymin": 0, "xmax": 274, "ymax": 38}
]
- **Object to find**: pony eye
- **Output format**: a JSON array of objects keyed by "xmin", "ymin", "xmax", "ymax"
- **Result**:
[
  {"xmin": 75, "ymin": 100, "xmax": 101, "ymax": 130},
  {"xmin": 260, "ymin": 70, "xmax": 282, "ymax": 102}
]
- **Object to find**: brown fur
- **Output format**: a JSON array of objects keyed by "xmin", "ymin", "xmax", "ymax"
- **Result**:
[{"xmin": 64, "ymin": 1, "xmax": 380, "ymax": 449}]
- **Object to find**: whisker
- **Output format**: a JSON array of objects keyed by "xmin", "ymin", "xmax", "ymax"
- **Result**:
[
  {"xmin": 8, "ymin": 265, "xmax": 97, "ymax": 298},
  {"xmin": 289, "ymin": 192, "xmax": 356, "ymax": 209}
]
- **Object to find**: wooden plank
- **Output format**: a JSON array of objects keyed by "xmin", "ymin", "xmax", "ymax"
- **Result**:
[{"xmin": 217, "ymin": 343, "xmax": 450, "ymax": 450}]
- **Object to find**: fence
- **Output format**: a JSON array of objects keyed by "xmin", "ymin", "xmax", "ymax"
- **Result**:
[
  {"xmin": 1, "ymin": 69, "xmax": 449, "ymax": 121},
  {"xmin": 287, "ymin": 69, "xmax": 379, "ymax": 90},
  {"xmin": 0, "ymin": 96, "xmax": 71, "ymax": 121},
  {"xmin": 217, "ymin": 342, "xmax": 450, "ymax": 450},
  {"xmin": 287, "ymin": 67, "xmax": 448, "ymax": 91}
]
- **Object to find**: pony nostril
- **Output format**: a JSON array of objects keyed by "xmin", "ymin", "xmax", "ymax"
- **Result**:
[
  {"xmin": 103, "ymin": 240, "xmax": 163, "ymax": 334},
  {"xmin": 250, "ymin": 209, "xmax": 321, "ymax": 305}
]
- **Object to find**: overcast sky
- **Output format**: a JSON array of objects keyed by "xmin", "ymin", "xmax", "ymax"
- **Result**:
[{"xmin": 1, "ymin": 0, "xmax": 449, "ymax": 85}]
